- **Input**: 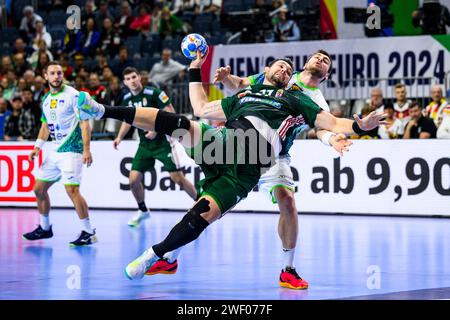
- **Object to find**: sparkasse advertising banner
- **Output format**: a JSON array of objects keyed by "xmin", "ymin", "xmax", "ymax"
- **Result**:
[
  {"xmin": 207, "ymin": 35, "xmax": 450, "ymax": 99},
  {"xmin": 1, "ymin": 140, "xmax": 449, "ymax": 216}
]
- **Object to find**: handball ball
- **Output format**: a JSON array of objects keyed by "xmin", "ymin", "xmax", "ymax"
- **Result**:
[{"xmin": 181, "ymin": 33, "xmax": 208, "ymax": 60}]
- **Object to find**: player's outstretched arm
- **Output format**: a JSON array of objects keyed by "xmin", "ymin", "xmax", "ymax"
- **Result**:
[
  {"xmin": 189, "ymin": 50, "xmax": 226, "ymax": 121},
  {"xmin": 213, "ymin": 65, "xmax": 250, "ymax": 91},
  {"xmin": 316, "ymin": 129, "xmax": 353, "ymax": 156},
  {"xmin": 315, "ymin": 110, "xmax": 388, "ymax": 135}
]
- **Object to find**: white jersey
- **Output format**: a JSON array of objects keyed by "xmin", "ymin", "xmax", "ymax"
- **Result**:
[
  {"xmin": 288, "ymin": 72, "xmax": 330, "ymax": 112},
  {"xmin": 41, "ymin": 85, "xmax": 83, "ymax": 154}
]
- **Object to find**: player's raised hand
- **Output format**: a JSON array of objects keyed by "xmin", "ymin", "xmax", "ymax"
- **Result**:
[
  {"xmin": 213, "ymin": 66, "xmax": 231, "ymax": 84},
  {"xmin": 330, "ymin": 133, "xmax": 353, "ymax": 157},
  {"xmin": 189, "ymin": 47, "xmax": 209, "ymax": 69},
  {"xmin": 353, "ymin": 111, "xmax": 389, "ymax": 131}
]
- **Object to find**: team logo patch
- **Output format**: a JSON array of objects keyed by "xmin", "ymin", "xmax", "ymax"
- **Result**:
[
  {"xmin": 238, "ymin": 90, "xmax": 252, "ymax": 98},
  {"xmin": 58, "ymin": 99, "xmax": 65, "ymax": 105},
  {"xmin": 50, "ymin": 99, "xmax": 57, "ymax": 109},
  {"xmin": 289, "ymin": 83, "xmax": 302, "ymax": 92},
  {"xmin": 275, "ymin": 89, "xmax": 284, "ymax": 97},
  {"xmin": 159, "ymin": 92, "xmax": 169, "ymax": 103}
]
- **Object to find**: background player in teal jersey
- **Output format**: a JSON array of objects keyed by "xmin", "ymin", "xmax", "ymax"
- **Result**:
[
  {"xmin": 23, "ymin": 61, "xmax": 97, "ymax": 247},
  {"xmin": 75, "ymin": 52, "xmax": 386, "ymax": 282},
  {"xmin": 113, "ymin": 67, "xmax": 197, "ymax": 227},
  {"xmin": 208, "ymin": 49, "xmax": 346, "ymax": 289}
]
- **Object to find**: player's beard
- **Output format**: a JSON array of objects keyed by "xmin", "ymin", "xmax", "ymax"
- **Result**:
[
  {"xmin": 307, "ymin": 65, "xmax": 327, "ymax": 79},
  {"xmin": 49, "ymin": 80, "xmax": 63, "ymax": 90},
  {"xmin": 268, "ymin": 73, "xmax": 287, "ymax": 88}
]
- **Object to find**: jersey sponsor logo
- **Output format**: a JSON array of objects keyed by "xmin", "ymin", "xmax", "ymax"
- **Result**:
[
  {"xmin": 239, "ymin": 96, "xmax": 282, "ymax": 109},
  {"xmin": 159, "ymin": 91, "xmax": 169, "ymax": 103},
  {"xmin": 289, "ymin": 83, "xmax": 303, "ymax": 92},
  {"xmin": 50, "ymin": 99, "xmax": 57, "ymax": 109}
]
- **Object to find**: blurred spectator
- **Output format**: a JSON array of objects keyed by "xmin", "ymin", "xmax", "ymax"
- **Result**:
[
  {"xmin": 172, "ymin": 0, "xmax": 197, "ymax": 15},
  {"xmin": 254, "ymin": 0, "xmax": 272, "ymax": 12},
  {"xmin": 87, "ymin": 73, "xmax": 106, "ymax": 102},
  {"xmin": 100, "ymin": 17, "xmax": 122, "ymax": 57},
  {"xmin": 412, "ymin": 0, "xmax": 450, "ymax": 35},
  {"xmin": 32, "ymin": 21, "xmax": 52, "ymax": 50},
  {"xmin": 370, "ymin": 87, "xmax": 385, "ymax": 113},
  {"xmin": 140, "ymin": 70, "xmax": 159, "ymax": 87},
  {"xmin": 34, "ymin": 51, "xmax": 53, "ymax": 77},
  {"xmin": 16, "ymin": 78, "xmax": 27, "ymax": 95},
  {"xmin": 393, "ymin": 83, "xmax": 412, "ymax": 131},
  {"xmin": 12, "ymin": 38, "xmax": 31, "ymax": 58},
  {"xmin": 102, "ymin": 66, "xmax": 115, "ymax": 83},
  {"xmin": 3, "ymin": 95, "xmax": 35, "ymax": 141},
  {"xmin": 197, "ymin": 0, "xmax": 222, "ymax": 14},
  {"xmin": 111, "ymin": 46, "xmax": 134, "ymax": 77},
  {"xmin": 22, "ymin": 87, "xmax": 40, "ymax": 138},
  {"xmin": 0, "ymin": 98, "xmax": 11, "ymax": 140},
  {"xmin": 95, "ymin": 0, "xmax": 114, "ymax": 30},
  {"xmin": 74, "ymin": 75, "xmax": 88, "ymax": 92},
  {"xmin": 130, "ymin": 3, "xmax": 152, "ymax": 37},
  {"xmin": 151, "ymin": 4, "xmax": 163, "ymax": 34},
  {"xmin": 73, "ymin": 54, "xmax": 87, "ymax": 74},
  {"xmin": 23, "ymin": 69, "xmax": 35, "ymax": 87},
  {"xmin": 2, "ymin": 71, "xmax": 17, "ymax": 100},
  {"xmin": 31, "ymin": 75, "xmax": 46, "ymax": 103},
  {"xmin": 60, "ymin": 54, "xmax": 75, "ymax": 81},
  {"xmin": 81, "ymin": 0, "xmax": 97, "ymax": 32},
  {"xmin": 62, "ymin": 29, "xmax": 79, "ymax": 56},
  {"xmin": 378, "ymin": 104, "xmax": 404, "ymax": 139},
  {"xmin": 424, "ymin": 85, "xmax": 448, "ymax": 126},
  {"xmin": 115, "ymin": 1, "xmax": 137, "ymax": 38},
  {"xmin": 103, "ymin": 76, "xmax": 124, "ymax": 135},
  {"xmin": 28, "ymin": 40, "xmax": 54, "ymax": 70},
  {"xmin": 273, "ymin": 7, "xmax": 300, "ymax": 42},
  {"xmin": 158, "ymin": 7, "xmax": 189, "ymax": 39},
  {"xmin": 437, "ymin": 109, "xmax": 450, "ymax": 138},
  {"xmin": 403, "ymin": 102, "xmax": 437, "ymax": 139},
  {"xmin": 74, "ymin": 17, "xmax": 101, "ymax": 58},
  {"xmin": 13, "ymin": 53, "xmax": 31, "ymax": 77},
  {"xmin": 19, "ymin": 6, "xmax": 43, "ymax": 42},
  {"xmin": 91, "ymin": 53, "xmax": 109, "ymax": 74},
  {"xmin": 149, "ymin": 48, "xmax": 187, "ymax": 90},
  {"xmin": 0, "ymin": 55, "xmax": 14, "ymax": 77}
]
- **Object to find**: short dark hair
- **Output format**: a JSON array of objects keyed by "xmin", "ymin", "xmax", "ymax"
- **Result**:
[
  {"xmin": 408, "ymin": 101, "xmax": 422, "ymax": 109},
  {"xmin": 268, "ymin": 58, "xmax": 294, "ymax": 70},
  {"xmin": 44, "ymin": 61, "xmax": 62, "ymax": 72},
  {"xmin": 123, "ymin": 67, "xmax": 139, "ymax": 77}
]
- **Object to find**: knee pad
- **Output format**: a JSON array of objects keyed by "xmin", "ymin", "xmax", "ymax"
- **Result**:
[
  {"xmin": 154, "ymin": 110, "xmax": 191, "ymax": 136},
  {"xmin": 186, "ymin": 198, "xmax": 210, "ymax": 229}
]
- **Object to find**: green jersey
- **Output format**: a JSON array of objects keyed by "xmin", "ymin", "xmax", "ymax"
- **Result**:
[
  {"xmin": 122, "ymin": 86, "xmax": 171, "ymax": 146},
  {"xmin": 221, "ymin": 84, "xmax": 321, "ymax": 155}
]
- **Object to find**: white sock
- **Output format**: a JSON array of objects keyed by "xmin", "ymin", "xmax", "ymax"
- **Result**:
[
  {"xmin": 142, "ymin": 247, "xmax": 156, "ymax": 262},
  {"xmin": 80, "ymin": 218, "xmax": 94, "ymax": 234},
  {"xmin": 164, "ymin": 246, "xmax": 183, "ymax": 263},
  {"xmin": 282, "ymin": 248, "xmax": 295, "ymax": 269},
  {"xmin": 40, "ymin": 215, "xmax": 50, "ymax": 231}
]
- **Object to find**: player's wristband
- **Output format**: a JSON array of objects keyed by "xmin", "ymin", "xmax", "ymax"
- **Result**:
[
  {"xmin": 34, "ymin": 138, "xmax": 45, "ymax": 149},
  {"xmin": 189, "ymin": 68, "xmax": 202, "ymax": 83},
  {"xmin": 352, "ymin": 120, "xmax": 369, "ymax": 135},
  {"xmin": 320, "ymin": 132, "xmax": 336, "ymax": 146}
]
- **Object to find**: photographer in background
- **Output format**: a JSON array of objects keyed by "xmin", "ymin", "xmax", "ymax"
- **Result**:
[{"xmin": 412, "ymin": 0, "xmax": 450, "ymax": 35}]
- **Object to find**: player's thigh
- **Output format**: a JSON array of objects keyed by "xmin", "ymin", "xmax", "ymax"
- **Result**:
[
  {"xmin": 35, "ymin": 151, "xmax": 62, "ymax": 186},
  {"xmin": 57, "ymin": 152, "xmax": 83, "ymax": 186},
  {"xmin": 191, "ymin": 194, "xmax": 222, "ymax": 224},
  {"xmin": 258, "ymin": 160, "xmax": 295, "ymax": 204},
  {"xmin": 131, "ymin": 146, "xmax": 156, "ymax": 173}
]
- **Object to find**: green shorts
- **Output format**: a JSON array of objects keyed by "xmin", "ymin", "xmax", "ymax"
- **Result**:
[
  {"xmin": 131, "ymin": 139, "xmax": 179, "ymax": 173},
  {"xmin": 185, "ymin": 123, "xmax": 262, "ymax": 215}
]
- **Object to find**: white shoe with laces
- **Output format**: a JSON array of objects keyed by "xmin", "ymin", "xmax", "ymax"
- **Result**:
[{"xmin": 127, "ymin": 210, "xmax": 151, "ymax": 227}]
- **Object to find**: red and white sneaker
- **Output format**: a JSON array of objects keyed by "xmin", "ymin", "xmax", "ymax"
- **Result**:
[
  {"xmin": 279, "ymin": 267, "xmax": 309, "ymax": 290},
  {"xmin": 145, "ymin": 258, "xmax": 178, "ymax": 276}
]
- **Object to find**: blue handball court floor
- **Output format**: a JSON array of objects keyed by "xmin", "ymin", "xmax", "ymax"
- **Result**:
[{"xmin": 1, "ymin": 208, "xmax": 450, "ymax": 300}]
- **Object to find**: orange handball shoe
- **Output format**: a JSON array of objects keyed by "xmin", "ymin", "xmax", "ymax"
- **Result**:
[
  {"xmin": 145, "ymin": 258, "xmax": 178, "ymax": 276},
  {"xmin": 279, "ymin": 267, "xmax": 309, "ymax": 290}
]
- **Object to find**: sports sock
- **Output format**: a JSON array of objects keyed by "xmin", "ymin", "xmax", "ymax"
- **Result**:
[
  {"xmin": 138, "ymin": 202, "xmax": 148, "ymax": 212},
  {"xmin": 80, "ymin": 218, "xmax": 94, "ymax": 234},
  {"xmin": 282, "ymin": 247, "xmax": 295, "ymax": 269},
  {"xmin": 40, "ymin": 214, "xmax": 50, "ymax": 231}
]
